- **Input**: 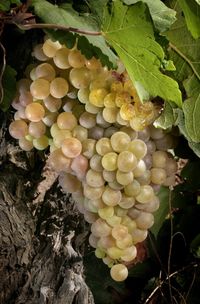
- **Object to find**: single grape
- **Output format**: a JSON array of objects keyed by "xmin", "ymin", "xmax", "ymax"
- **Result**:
[
  {"xmin": 110, "ymin": 264, "xmax": 128, "ymax": 282},
  {"xmin": 82, "ymin": 139, "xmax": 96, "ymax": 159},
  {"xmin": 79, "ymin": 112, "xmax": 96, "ymax": 129},
  {"xmin": 48, "ymin": 148, "xmax": 71, "ymax": 172},
  {"xmin": 86, "ymin": 169, "xmax": 105, "ymax": 187},
  {"xmin": 59, "ymin": 172, "xmax": 81, "ymax": 193},
  {"xmin": 91, "ymin": 218, "xmax": 111, "ymax": 237},
  {"xmin": 129, "ymin": 139, "xmax": 147, "ymax": 159},
  {"xmin": 57, "ymin": 112, "xmax": 77, "ymax": 130},
  {"xmin": 98, "ymin": 206, "xmax": 114, "ymax": 220},
  {"xmin": 50, "ymin": 77, "xmax": 69, "ymax": 98},
  {"xmin": 117, "ymin": 151, "xmax": 137, "ymax": 172},
  {"xmin": 89, "ymin": 88, "xmax": 108, "ymax": 107},
  {"xmin": 29, "ymin": 121, "xmax": 46, "ymax": 138},
  {"xmin": 53, "ymin": 47, "xmax": 70, "ymax": 69},
  {"xmin": 32, "ymin": 43, "xmax": 48, "ymax": 61},
  {"xmin": 43, "ymin": 95, "xmax": 62, "ymax": 112},
  {"xmin": 121, "ymin": 245, "xmax": 137, "ymax": 262},
  {"xmin": 124, "ymin": 180, "xmax": 141, "ymax": 197},
  {"xmin": 35, "ymin": 63, "xmax": 56, "ymax": 81},
  {"xmin": 19, "ymin": 137, "xmax": 33, "ymax": 151},
  {"xmin": 9, "ymin": 120, "xmax": 28, "ymax": 139},
  {"xmin": 96, "ymin": 138, "xmax": 113, "ymax": 156},
  {"xmin": 102, "ymin": 186, "xmax": 122, "ymax": 206},
  {"xmin": 111, "ymin": 131, "xmax": 130, "ymax": 153},
  {"xmin": 118, "ymin": 194, "xmax": 135, "ymax": 209},
  {"xmin": 101, "ymin": 152, "xmax": 118, "ymax": 171},
  {"xmin": 83, "ymin": 183, "xmax": 104, "ymax": 200},
  {"xmin": 61, "ymin": 137, "xmax": 82, "ymax": 158},
  {"xmin": 72, "ymin": 125, "xmax": 88, "ymax": 142},
  {"xmin": 69, "ymin": 67, "xmax": 91, "ymax": 89},
  {"xmin": 42, "ymin": 39, "xmax": 61, "ymax": 58},
  {"xmin": 102, "ymin": 107, "xmax": 118, "ymax": 123},
  {"xmin": 151, "ymin": 168, "xmax": 167, "ymax": 185},
  {"xmin": 30, "ymin": 79, "xmax": 50, "ymax": 99},
  {"xmin": 136, "ymin": 185, "xmax": 154, "ymax": 204},
  {"xmin": 68, "ymin": 49, "xmax": 85, "ymax": 68}
]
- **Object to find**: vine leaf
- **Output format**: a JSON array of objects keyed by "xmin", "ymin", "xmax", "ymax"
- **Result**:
[
  {"xmin": 155, "ymin": 102, "xmax": 178, "ymax": 129},
  {"xmin": 123, "ymin": 0, "xmax": 177, "ymax": 32},
  {"xmin": 0, "ymin": 65, "xmax": 17, "ymax": 112},
  {"xmin": 183, "ymin": 75, "xmax": 200, "ymax": 142},
  {"xmin": 178, "ymin": 0, "xmax": 200, "ymax": 39},
  {"xmin": 31, "ymin": 0, "xmax": 117, "ymax": 68},
  {"xmin": 102, "ymin": 0, "xmax": 182, "ymax": 107}
]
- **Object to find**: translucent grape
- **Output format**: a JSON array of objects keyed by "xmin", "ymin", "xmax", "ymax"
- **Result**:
[
  {"xmin": 133, "ymin": 160, "xmax": 146, "ymax": 177},
  {"xmin": 68, "ymin": 49, "xmax": 85, "ymax": 68},
  {"xmin": 59, "ymin": 172, "xmax": 81, "ymax": 193},
  {"xmin": 135, "ymin": 211, "xmax": 154, "ymax": 229},
  {"xmin": 85, "ymin": 57, "xmax": 101, "ymax": 70},
  {"xmin": 42, "ymin": 39, "xmax": 61, "ymax": 58},
  {"xmin": 19, "ymin": 91, "xmax": 33, "ymax": 107},
  {"xmin": 71, "ymin": 154, "xmax": 88, "ymax": 179},
  {"xmin": 103, "ymin": 170, "xmax": 116, "ymax": 183},
  {"xmin": 107, "ymin": 247, "xmax": 123, "ymax": 259},
  {"xmin": 104, "ymin": 92, "xmax": 116, "ymax": 108},
  {"xmin": 77, "ymin": 88, "xmax": 89, "ymax": 104},
  {"xmin": 90, "ymin": 154, "xmax": 103, "ymax": 172},
  {"xmin": 83, "ymin": 183, "xmax": 104, "ymax": 200},
  {"xmin": 91, "ymin": 218, "xmax": 111, "ymax": 237},
  {"xmin": 111, "ymin": 224, "xmax": 128, "ymax": 240},
  {"xmin": 29, "ymin": 121, "xmax": 46, "ymax": 138},
  {"xmin": 50, "ymin": 77, "xmax": 69, "ymax": 98},
  {"xmin": 82, "ymin": 139, "xmax": 96, "ymax": 159},
  {"xmin": 121, "ymin": 245, "xmax": 137, "ymax": 262},
  {"xmin": 48, "ymin": 149, "xmax": 71, "ymax": 172},
  {"xmin": 117, "ymin": 151, "xmax": 137, "ymax": 172},
  {"xmin": 124, "ymin": 180, "xmax": 141, "ymax": 197},
  {"xmin": 120, "ymin": 103, "xmax": 135, "ymax": 120},
  {"xmin": 88, "ymin": 126, "xmax": 104, "ymax": 140},
  {"xmin": 30, "ymin": 79, "xmax": 50, "ymax": 99},
  {"xmin": 110, "ymin": 131, "xmax": 130, "ymax": 153},
  {"xmin": 96, "ymin": 138, "xmax": 113, "ymax": 156},
  {"xmin": 101, "ymin": 152, "xmax": 118, "ymax": 171},
  {"xmin": 118, "ymin": 194, "xmax": 135, "ymax": 209},
  {"xmin": 61, "ymin": 137, "xmax": 82, "ymax": 158},
  {"xmin": 106, "ymin": 215, "xmax": 122, "ymax": 227},
  {"xmin": 116, "ymin": 170, "xmax": 134, "ymax": 186},
  {"xmin": 9, "ymin": 120, "xmax": 28, "ymax": 139},
  {"xmin": 19, "ymin": 137, "xmax": 33, "ymax": 151},
  {"xmin": 129, "ymin": 139, "xmax": 147, "ymax": 159},
  {"xmin": 151, "ymin": 168, "xmax": 167, "ymax": 185},
  {"xmin": 35, "ymin": 63, "xmax": 56, "ymax": 81},
  {"xmin": 44, "ymin": 95, "xmax": 62, "ymax": 112},
  {"xmin": 57, "ymin": 112, "xmax": 77, "ymax": 130},
  {"xmin": 152, "ymin": 151, "xmax": 168, "ymax": 168},
  {"xmin": 53, "ymin": 47, "xmax": 70, "ymax": 69},
  {"xmin": 69, "ymin": 67, "xmax": 91, "ymax": 89},
  {"xmin": 98, "ymin": 206, "xmax": 114, "ymax": 220},
  {"xmin": 131, "ymin": 228, "xmax": 148, "ymax": 243},
  {"xmin": 86, "ymin": 169, "xmax": 105, "ymax": 187},
  {"xmin": 136, "ymin": 185, "xmax": 154, "ymax": 204},
  {"xmin": 33, "ymin": 135, "xmax": 49, "ymax": 150},
  {"xmin": 116, "ymin": 234, "xmax": 132, "ymax": 249},
  {"xmin": 79, "ymin": 112, "xmax": 96, "ymax": 129},
  {"xmin": 102, "ymin": 107, "xmax": 118, "ymax": 123},
  {"xmin": 32, "ymin": 43, "xmax": 48, "ymax": 61},
  {"xmin": 102, "ymin": 186, "xmax": 122, "ymax": 206},
  {"xmin": 89, "ymin": 88, "xmax": 108, "ymax": 107},
  {"xmin": 72, "ymin": 125, "xmax": 88, "ymax": 142}
]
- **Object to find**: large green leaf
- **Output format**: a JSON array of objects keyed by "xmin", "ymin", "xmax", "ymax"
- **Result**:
[
  {"xmin": 178, "ymin": 0, "xmax": 200, "ymax": 39},
  {"xmin": 0, "ymin": 65, "xmax": 17, "ymax": 112},
  {"xmin": 155, "ymin": 101, "xmax": 178, "ymax": 129},
  {"xmin": 102, "ymin": 0, "xmax": 182, "ymax": 107},
  {"xmin": 31, "ymin": 0, "xmax": 117, "ymax": 68},
  {"xmin": 183, "ymin": 75, "xmax": 200, "ymax": 142},
  {"xmin": 124, "ymin": 0, "xmax": 176, "ymax": 32}
]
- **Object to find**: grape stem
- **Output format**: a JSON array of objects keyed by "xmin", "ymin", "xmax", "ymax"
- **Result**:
[{"xmin": 15, "ymin": 22, "xmax": 102, "ymax": 36}]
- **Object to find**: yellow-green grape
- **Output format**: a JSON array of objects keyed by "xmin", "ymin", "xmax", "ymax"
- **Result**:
[
  {"xmin": 33, "ymin": 135, "xmax": 49, "ymax": 150},
  {"xmin": 72, "ymin": 125, "xmax": 88, "ymax": 142},
  {"xmin": 19, "ymin": 137, "xmax": 33, "ymax": 151},
  {"xmin": 24, "ymin": 103, "xmax": 46, "ymax": 124},
  {"xmin": 120, "ymin": 127, "xmax": 138, "ymax": 140},
  {"xmin": 59, "ymin": 172, "xmax": 81, "ymax": 193},
  {"xmin": 106, "ymin": 215, "xmax": 121, "ymax": 227},
  {"xmin": 116, "ymin": 234, "xmax": 132, "ymax": 249},
  {"xmin": 95, "ymin": 248, "xmax": 106, "ymax": 259},
  {"xmin": 61, "ymin": 137, "xmax": 82, "ymax": 158},
  {"xmin": 130, "ymin": 117, "xmax": 145, "ymax": 131},
  {"xmin": 102, "ymin": 152, "xmax": 118, "ymax": 171},
  {"xmin": 136, "ymin": 196, "xmax": 159, "ymax": 213},
  {"xmin": 82, "ymin": 138, "xmax": 96, "ymax": 159},
  {"xmin": 85, "ymin": 102, "xmax": 99, "ymax": 115},
  {"xmin": 88, "ymin": 126, "xmax": 104, "ymax": 140},
  {"xmin": 89, "ymin": 198, "xmax": 106, "ymax": 212},
  {"xmin": 116, "ymin": 112, "xmax": 128, "ymax": 126},
  {"xmin": 103, "ymin": 170, "xmax": 116, "ymax": 183},
  {"xmin": 90, "ymin": 154, "xmax": 103, "ymax": 172},
  {"xmin": 109, "ymin": 180, "xmax": 124, "ymax": 191},
  {"xmin": 117, "ymin": 151, "xmax": 137, "ymax": 172},
  {"xmin": 107, "ymin": 247, "xmax": 123, "ymax": 259},
  {"xmin": 77, "ymin": 88, "xmax": 89, "ymax": 104},
  {"xmin": 30, "ymin": 79, "xmax": 50, "ymax": 99},
  {"xmin": 71, "ymin": 154, "xmax": 88, "ymax": 179},
  {"xmin": 135, "ymin": 211, "xmax": 154, "ymax": 230},
  {"xmin": 138, "ymin": 128, "xmax": 150, "ymax": 142},
  {"xmin": 133, "ymin": 160, "xmax": 146, "ymax": 177},
  {"xmin": 96, "ymin": 138, "xmax": 113, "ymax": 156},
  {"xmin": 43, "ymin": 95, "xmax": 62, "ymax": 112},
  {"xmin": 110, "ymin": 131, "xmax": 130, "ymax": 153},
  {"xmin": 86, "ymin": 169, "xmax": 105, "ymax": 187},
  {"xmin": 48, "ymin": 148, "xmax": 71, "ymax": 172},
  {"xmin": 98, "ymin": 206, "xmax": 114, "ymax": 220},
  {"xmin": 118, "ymin": 194, "xmax": 135, "ymax": 209},
  {"xmin": 50, "ymin": 123, "xmax": 60, "ymax": 137},
  {"xmin": 104, "ymin": 92, "xmax": 116, "ymax": 108},
  {"xmin": 29, "ymin": 121, "xmax": 46, "ymax": 138},
  {"xmin": 32, "ymin": 43, "xmax": 48, "ymax": 61},
  {"xmin": 69, "ymin": 67, "xmax": 91, "ymax": 89},
  {"xmin": 91, "ymin": 218, "xmax": 112, "ymax": 237},
  {"xmin": 121, "ymin": 216, "xmax": 137, "ymax": 233},
  {"xmin": 85, "ymin": 57, "xmax": 101, "ymax": 70},
  {"xmin": 83, "ymin": 183, "xmax": 104, "ymax": 200},
  {"xmin": 116, "ymin": 170, "xmax": 134, "ymax": 186},
  {"xmin": 42, "ymin": 39, "xmax": 61, "ymax": 58},
  {"xmin": 131, "ymin": 228, "xmax": 148, "ymax": 243},
  {"xmin": 111, "ymin": 81, "xmax": 123, "ymax": 93},
  {"xmin": 42, "ymin": 111, "xmax": 58, "ymax": 127},
  {"xmin": 50, "ymin": 77, "xmax": 69, "ymax": 98},
  {"xmin": 68, "ymin": 49, "xmax": 85, "ymax": 68},
  {"xmin": 121, "ymin": 245, "xmax": 137, "ymax": 262},
  {"xmin": 98, "ymin": 236, "xmax": 116, "ymax": 249},
  {"xmin": 129, "ymin": 139, "xmax": 147, "ymax": 159},
  {"xmin": 53, "ymin": 47, "xmax": 70, "ymax": 69},
  {"xmin": 102, "ymin": 107, "xmax": 118, "ymax": 123},
  {"xmin": 30, "ymin": 68, "xmax": 36, "ymax": 81},
  {"xmin": 89, "ymin": 234, "xmax": 99, "ymax": 248},
  {"xmin": 111, "ymin": 224, "xmax": 128, "ymax": 240},
  {"xmin": 19, "ymin": 91, "xmax": 33, "ymax": 107},
  {"xmin": 102, "ymin": 186, "xmax": 122, "ymax": 206},
  {"xmin": 84, "ymin": 210, "xmax": 98, "ymax": 224},
  {"xmin": 84, "ymin": 198, "xmax": 99, "ymax": 213},
  {"xmin": 152, "ymin": 151, "xmax": 168, "ymax": 168},
  {"xmin": 115, "ymin": 91, "xmax": 131, "ymax": 108},
  {"xmin": 89, "ymin": 88, "xmax": 108, "ymax": 107},
  {"xmin": 57, "ymin": 112, "xmax": 77, "ymax": 130},
  {"xmin": 151, "ymin": 168, "xmax": 167, "ymax": 185},
  {"xmin": 53, "ymin": 130, "xmax": 72, "ymax": 148},
  {"xmin": 136, "ymin": 185, "xmax": 154, "ymax": 204},
  {"xmin": 120, "ymin": 103, "xmax": 135, "ymax": 120},
  {"xmin": 115, "ymin": 206, "xmax": 128, "ymax": 217},
  {"xmin": 35, "ymin": 63, "xmax": 56, "ymax": 81},
  {"xmin": 79, "ymin": 112, "xmax": 96, "ymax": 129},
  {"xmin": 124, "ymin": 180, "xmax": 141, "ymax": 197},
  {"xmin": 136, "ymin": 170, "xmax": 151, "ymax": 185},
  {"xmin": 9, "ymin": 120, "xmax": 28, "ymax": 139}
]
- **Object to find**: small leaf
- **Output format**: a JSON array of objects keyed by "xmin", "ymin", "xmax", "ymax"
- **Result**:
[
  {"xmin": 151, "ymin": 187, "xmax": 170, "ymax": 237},
  {"xmin": 155, "ymin": 102, "xmax": 178, "ymax": 129},
  {"xmin": 178, "ymin": 0, "xmax": 200, "ymax": 39},
  {"xmin": 183, "ymin": 74, "xmax": 200, "ymax": 142},
  {"xmin": 0, "ymin": 65, "xmax": 17, "ymax": 112},
  {"xmin": 123, "ymin": 0, "xmax": 177, "ymax": 32},
  {"xmin": 0, "ymin": 0, "xmax": 10, "ymax": 11},
  {"xmin": 31, "ymin": 0, "xmax": 117, "ymax": 68},
  {"xmin": 102, "ymin": 0, "xmax": 182, "ymax": 107}
]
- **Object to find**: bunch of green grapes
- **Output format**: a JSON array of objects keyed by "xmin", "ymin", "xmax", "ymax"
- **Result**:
[{"xmin": 9, "ymin": 37, "xmax": 178, "ymax": 282}]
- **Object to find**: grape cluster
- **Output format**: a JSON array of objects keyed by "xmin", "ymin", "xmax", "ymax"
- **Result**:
[{"xmin": 9, "ymin": 37, "xmax": 178, "ymax": 282}]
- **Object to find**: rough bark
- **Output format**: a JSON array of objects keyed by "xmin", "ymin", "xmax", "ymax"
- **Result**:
[{"xmin": 0, "ymin": 112, "xmax": 94, "ymax": 304}]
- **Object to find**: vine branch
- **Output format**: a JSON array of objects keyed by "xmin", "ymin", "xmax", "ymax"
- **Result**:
[
  {"xmin": 13, "ymin": 22, "xmax": 102, "ymax": 36},
  {"xmin": 169, "ymin": 42, "xmax": 200, "ymax": 82}
]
